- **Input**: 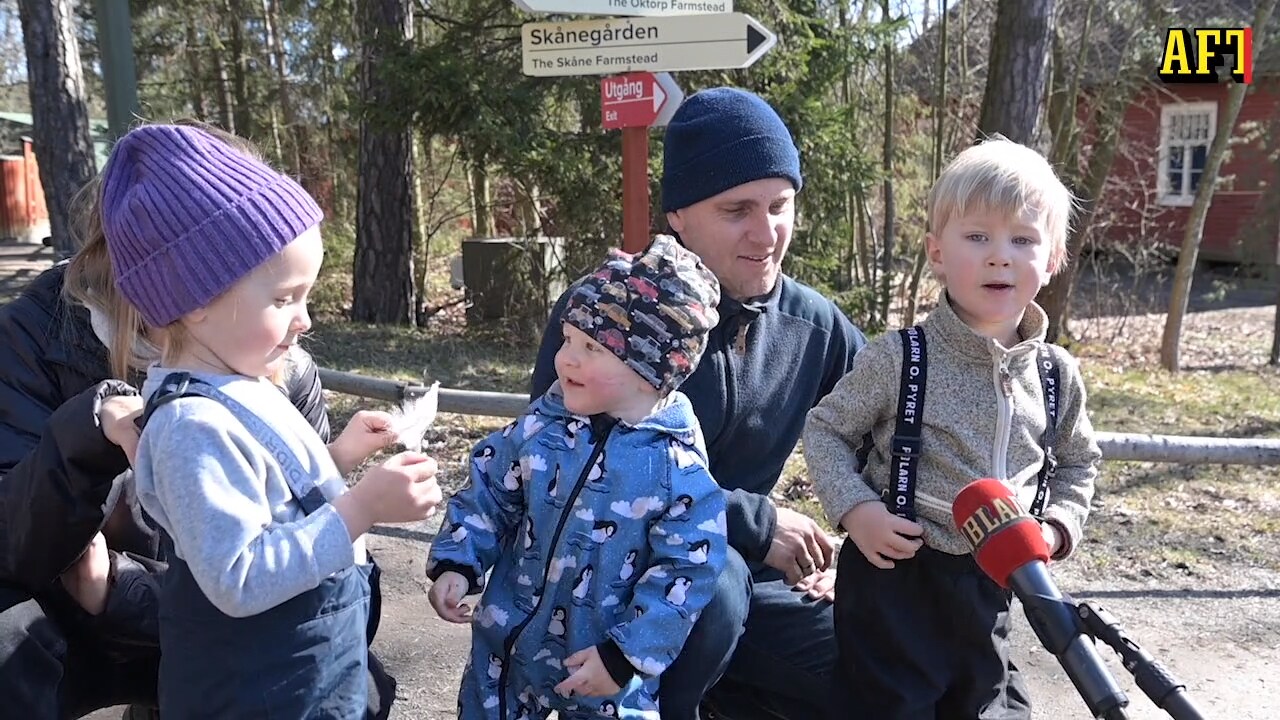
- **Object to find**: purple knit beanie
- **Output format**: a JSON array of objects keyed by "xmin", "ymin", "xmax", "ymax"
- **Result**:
[{"xmin": 101, "ymin": 125, "xmax": 323, "ymax": 327}]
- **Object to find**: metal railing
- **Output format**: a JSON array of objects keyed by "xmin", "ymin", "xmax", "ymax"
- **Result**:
[{"xmin": 318, "ymin": 368, "xmax": 1280, "ymax": 466}]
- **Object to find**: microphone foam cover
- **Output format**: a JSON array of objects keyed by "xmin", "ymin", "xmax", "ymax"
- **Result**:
[{"xmin": 952, "ymin": 478, "xmax": 1050, "ymax": 589}]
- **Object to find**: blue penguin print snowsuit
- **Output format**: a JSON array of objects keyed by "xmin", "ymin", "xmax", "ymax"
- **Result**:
[{"xmin": 427, "ymin": 383, "xmax": 727, "ymax": 720}]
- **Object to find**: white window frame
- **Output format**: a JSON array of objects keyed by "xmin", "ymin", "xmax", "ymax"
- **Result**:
[{"xmin": 1158, "ymin": 101, "xmax": 1217, "ymax": 207}]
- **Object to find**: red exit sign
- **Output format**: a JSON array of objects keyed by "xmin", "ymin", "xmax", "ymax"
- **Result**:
[{"xmin": 600, "ymin": 72, "xmax": 683, "ymax": 130}]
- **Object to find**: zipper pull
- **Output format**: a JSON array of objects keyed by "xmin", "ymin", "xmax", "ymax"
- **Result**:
[
  {"xmin": 734, "ymin": 322, "xmax": 749, "ymax": 356},
  {"xmin": 999, "ymin": 359, "xmax": 1013, "ymax": 397}
]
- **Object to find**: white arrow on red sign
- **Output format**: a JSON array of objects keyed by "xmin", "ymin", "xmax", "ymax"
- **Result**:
[
  {"xmin": 600, "ymin": 72, "xmax": 684, "ymax": 130},
  {"xmin": 651, "ymin": 72, "xmax": 683, "ymax": 126}
]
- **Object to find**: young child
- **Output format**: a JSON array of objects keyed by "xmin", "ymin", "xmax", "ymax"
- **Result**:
[
  {"xmin": 100, "ymin": 124, "xmax": 443, "ymax": 718},
  {"xmin": 804, "ymin": 137, "xmax": 1102, "ymax": 719},
  {"xmin": 427, "ymin": 235, "xmax": 727, "ymax": 720}
]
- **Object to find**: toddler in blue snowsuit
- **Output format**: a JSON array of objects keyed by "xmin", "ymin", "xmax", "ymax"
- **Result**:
[{"xmin": 427, "ymin": 235, "xmax": 727, "ymax": 719}]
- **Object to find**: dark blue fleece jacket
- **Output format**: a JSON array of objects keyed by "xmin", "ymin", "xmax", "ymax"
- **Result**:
[{"xmin": 531, "ymin": 274, "xmax": 867, "ymax": 562}]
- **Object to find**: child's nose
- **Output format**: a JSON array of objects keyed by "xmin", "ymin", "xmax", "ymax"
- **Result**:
[{"xmin": 294, "ymin": 305, "xmax": 312, "ymax": 333}]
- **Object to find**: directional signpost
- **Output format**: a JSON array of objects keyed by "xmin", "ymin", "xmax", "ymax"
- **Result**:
[
  {"xmin": 600, "ymin": 71, "xmax": 682, "ymax": 130},
  {"xmin": 517, "ymin": 4, "xmax": 777, "ymax": 252},
  {"xmin": 599, "ymin": 72, "xmax": 684, "ymax": 251},
  {"xmin": 514, "ymin": 0, "xmax": 732, "ymax": 16},
  {"xmin": 521, "ymin": 13, "xmax": 776, "ymax": 77}
]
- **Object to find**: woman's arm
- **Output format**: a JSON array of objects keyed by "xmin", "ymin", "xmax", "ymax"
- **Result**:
[{"xmin": 1, "ymin": 379, "xmax": 138, "ymax": 589}]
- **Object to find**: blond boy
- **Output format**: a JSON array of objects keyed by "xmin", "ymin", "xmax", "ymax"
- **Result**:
[{"xmin": 804, "ymin": 137, "xmax": 1102, "ymax": 719}]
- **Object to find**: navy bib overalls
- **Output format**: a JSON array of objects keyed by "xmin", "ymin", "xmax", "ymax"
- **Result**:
[{"xmin": 141, "ymin": 373, "xmax": 373, "ymax": 719}]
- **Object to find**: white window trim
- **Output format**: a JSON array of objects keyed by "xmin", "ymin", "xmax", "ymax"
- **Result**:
[{"xmin": 1158, "ymin": 101, "xmax": 1217, "ymax": 207}]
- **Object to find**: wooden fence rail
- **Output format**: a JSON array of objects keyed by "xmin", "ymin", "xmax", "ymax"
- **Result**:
[{"xmin": 317, "ymin": 368, "xmax": 1280, "ymax": 466}]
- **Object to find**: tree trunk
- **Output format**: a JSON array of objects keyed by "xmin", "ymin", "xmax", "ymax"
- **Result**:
[
  {"xmin": 1038, "ymin": 24, "xmax": 1143, "ymax": 342},
  {"xmin": 1047, "ymin": 0, "xmax": 1093, "ymax": 168},
  {"xmin": 1272, "ymin": 280, "xmax": 1280, "ymax": 365},
  {"xmin": 1161, "ymin": 0, "xmax": 1277, "ymax": 371},
  {"xmin": 1037, "ymin": 93, "xmax": 1130, "ymax": 341},
  {"xmin": 263, "ymin": 0, "xmax": 301, "ymax": 177},
  {"xmin": 905, "ymin": 0, "xmax": 949, "ymax": 327},
  {"xmin": 976, "ymin": 0, "xmax": 1055, "ymax": 146},
  {"xmin": 17, "ymin": 0, "xmax": 96, "ymax": 257},
  {"xmin": 838, "ymin": 0, "xmax": 853, "ymax": 292},
  {"xmin": 185, "ymin": 19, "xmax": 207, "ymax": 119},
  {"xmin": 879, "ymin": 0, "xmax": 896, "ymax": 328},
  {"xmin": 225, "ymin": 0, "xmax": 253, "ymax": 138},
  {"xmin": 470, "ymin": 152, "xmax": 495, "ymax": 237},
  {"xmin": 1258, "ymin": 115, "xmax": 1280, "ymax": 365},
  {"xmin": 855, "ymin": 186, "xmax": 873, "ymax": 292},
  {"xmin": 210, "ymin": 28, "xmax": 235, "ymax": 132},
  {"xmin": 263, "ymin": 106, "xmax": 283, "ymax": 167},
  {"xmin": 351, "ymin": 0, "xmax": 416, "ymax": 326},
  {"xmin": 515, "ymin": 182, "xmax": 540, "ymax": 237},
  {"xmin": 413, "ymin": 128, "xmax": 433, "ymax": 322},
  {"xmin": 324, "ymin": 26, "xmax": 341, "ymax": 218},
  {"xmin": 253, "ymin": 0, "xmax": 282, "ymax": 164}
]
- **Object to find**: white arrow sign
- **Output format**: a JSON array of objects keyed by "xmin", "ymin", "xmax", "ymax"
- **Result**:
[
  {"xmin": 652, "ymin": 72, "xmax": 683, "ymax": 126},
  {"xmin": 515, "ymin": 0, "xmax": 732, "ymax": 16},
  {"xmin": 521, "ymin": 13, "xmax": 776, "ymax": 77}
]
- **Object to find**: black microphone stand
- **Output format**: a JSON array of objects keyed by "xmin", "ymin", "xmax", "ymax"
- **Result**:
[
  {"xmin": 1071, "ymin": 598, "xmax": 1208, "ymax": 720},
  {"xmin": 1016, "ymin": 585, "xmax": 1130, "ymax": 719}
]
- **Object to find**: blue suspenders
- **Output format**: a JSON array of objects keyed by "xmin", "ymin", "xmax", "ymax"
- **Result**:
[{"xmin": 890, "ymin": 328, "xmax": 1061, "ymax": 520}]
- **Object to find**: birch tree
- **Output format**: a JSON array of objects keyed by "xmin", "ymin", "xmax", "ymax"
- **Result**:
[{"xmin": 1160, "ymin": 0, "xmax": 1277, "ymax": 371}]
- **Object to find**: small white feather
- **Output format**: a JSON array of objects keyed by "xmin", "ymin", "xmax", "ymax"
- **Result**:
[{"xmin": 391, "ymin": 381, "xmax": 440, "ymax": 451}]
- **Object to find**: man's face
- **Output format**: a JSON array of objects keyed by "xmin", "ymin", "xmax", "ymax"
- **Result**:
[{"xmin": 666, "ymin": 177, "xmax": 795, "ymax": 302}]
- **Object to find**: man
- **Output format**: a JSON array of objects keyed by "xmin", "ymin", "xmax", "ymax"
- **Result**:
[{"xmin": 531, "ymin": 87, "xmax": 867, "ymax": 720}]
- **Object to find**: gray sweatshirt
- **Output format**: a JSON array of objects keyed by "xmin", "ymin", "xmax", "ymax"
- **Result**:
[
  {"xmin": 135, "ymin": 367, "xmax": 363, "ymax": 618},
  {"xmin": 804, "ymin": 295, "xmax": 1100, "ymax": 557}
]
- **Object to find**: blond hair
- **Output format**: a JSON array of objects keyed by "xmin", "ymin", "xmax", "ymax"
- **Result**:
[
  {"xmin": 927, "ymin": 136, "xmax": 1074, "ymax": 273},
  {"xmin": 63, "ymin": 120, "xmax": 269, "ymax": 380}
]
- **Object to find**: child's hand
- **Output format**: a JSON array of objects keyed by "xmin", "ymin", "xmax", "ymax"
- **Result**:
[
  {"xmin": 1039, "ymin": 520, "xmax": 1063, "ymax": 560},
  {"xmin": 99, "ymin": 394, "xmax": 143, "ymax": 466},
  {"xmin": 555, "ymin": 646, "xmax": 622, "ymax": 698},
  {"xmin": 329, "ymin": 410, "xmax": 398, "ymax": 474},
  {"xmin": 334, "ymin": 452, "xmax": 442, "ymax": 538},
  {"xmin": 840, "ymin": 501, "xmax": 924, "ymax": 569},
  {"xmin": 794, "ymin": 566, "xmax": 837, "ymax": 602},
  {"xmin": 428, "ymin": 571, "xmax": 472, "ymax": 623}
]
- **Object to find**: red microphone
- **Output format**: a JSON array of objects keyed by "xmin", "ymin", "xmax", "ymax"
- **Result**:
[
  {"xmin": 953, "ymin": 479, "xmax": 1130, "ymax": 720},
  {"xmin": 951, "ymin": 478, "xmax": 1049, "ymax": 588}
]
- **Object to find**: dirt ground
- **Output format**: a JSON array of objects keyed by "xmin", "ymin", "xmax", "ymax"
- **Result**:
[
  {"xmin": 92, "ymin": 514, "xmax": 1280, "ymax": 720},
  {"xmin": 354, "ymin": 518, "xmax": 1280, "ymax": 720},
  {"xmin": 0, "ymin": 241, "xmax": 56, "ymax": 304},
  {"xmin": 3, "ymin": 238, "xmax": 1269, "ymax": 720}
]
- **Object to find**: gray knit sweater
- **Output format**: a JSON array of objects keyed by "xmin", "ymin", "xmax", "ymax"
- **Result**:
[
  {"xmin": 135, "ymin": 367, "xmax": 364, "ymax": 618},
  {"xmin": 803, "ymin": 295, "xmax": 1100, "ymax": 557}
]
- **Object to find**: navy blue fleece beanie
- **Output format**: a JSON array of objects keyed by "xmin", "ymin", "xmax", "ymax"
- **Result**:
[{"xmin": 661, "ymin": 87, "xmax": 803, "ymax": 213}]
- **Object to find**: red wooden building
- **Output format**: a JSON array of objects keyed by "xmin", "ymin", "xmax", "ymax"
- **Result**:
[
  {"xmin": 0, "ymin": 111, "xmax": 109, "ymax": 245},
  {"xmin": 0, "ymin": 136, "xmax": 49, "ymax": 244},
  {"xmin": 1098, "ymin": 75, "xmax": 1280, "ymax": 264},
  {"xmin": 905, "ymin": 0, "xmax": 1278, "ymax": 265}
]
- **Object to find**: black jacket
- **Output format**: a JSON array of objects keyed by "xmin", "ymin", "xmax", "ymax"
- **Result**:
[{"xmin": 0, "ymin": 262, "xmax": 330, "ymax": 644}]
